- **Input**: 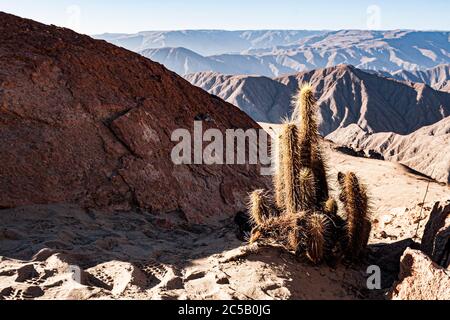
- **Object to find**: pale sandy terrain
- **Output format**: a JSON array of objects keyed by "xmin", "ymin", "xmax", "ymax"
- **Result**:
[{"xmin": 0, "ymin": 125, "xmax": 448, "ymax": 300}]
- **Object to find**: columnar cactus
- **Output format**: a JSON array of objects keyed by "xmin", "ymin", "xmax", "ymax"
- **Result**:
[
  {"xmin": 247, "ymin": 84, "xmax": 372, "ymax": 265},
  {"xmin": 338, "ymin": 172, "xmax": 371, "ymax": 260}
]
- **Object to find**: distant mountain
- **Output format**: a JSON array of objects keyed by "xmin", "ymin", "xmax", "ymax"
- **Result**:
[
  {"xmin": 377, "ymin": 64, "xmax": 450, "ymax": 92},
  {"xmin": 140, "ymin": 47, "xmax": 225, "ymax": 75},
  {"xmin": 245, "ymin": 30, "xmax": 450, "ymax": 73},
  {"xmin": 99, "ymin": 30, "xmax": 450, "ymax": 76},
  {"xmin": 140, "ymin": 47, "xmax": 294, "ymax": 77},
  {"xmin": 185, "ymin": 72, "xmax": 292, "ymax": 123},
  {"xmin": 94, "ymin": 30, "xmax": 324, "ymax": 56},
  {"xmin": 327, "ymin": 117, "xmax": 450, "ymax": 184},
  {"xmin": 186, "ymin": 65, "xmax": 450, "ymax": 136}
]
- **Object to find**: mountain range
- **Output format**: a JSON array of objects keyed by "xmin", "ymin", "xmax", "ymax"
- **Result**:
[
  {"xmin": 96, "ymin": 29, "xmax": 450, "ymax": 185},
  {"xmin": 186, "ymin": 65, "xmax": 450, "ymax": 135},
  {"xmin": 97, "ymin": 30, "xmax": 450, "ymax": 76},
  {"xmin": 94, "ymin": 30, "xmax": 324, "ymax": 56}
]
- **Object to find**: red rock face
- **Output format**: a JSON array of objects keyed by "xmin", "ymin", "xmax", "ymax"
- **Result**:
[{"xmin": 0, "ymin": 12, "xmax": 268, "ymax": 223}]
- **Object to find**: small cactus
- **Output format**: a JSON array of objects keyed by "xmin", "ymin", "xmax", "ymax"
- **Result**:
[{"xmin": 247, "ymin": 84, "xmax": 372, "ymax": 266}]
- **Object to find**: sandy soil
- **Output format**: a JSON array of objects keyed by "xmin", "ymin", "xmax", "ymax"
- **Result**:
[
  {"xmin": 0, "ymin": 126, "xmax": 448, "ymax": 300},
  {"xmin": 0, "ymin": 204, "xmax": 379, "ymax": 300}
]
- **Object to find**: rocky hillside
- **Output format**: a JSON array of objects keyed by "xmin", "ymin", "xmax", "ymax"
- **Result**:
[
  {"xmin": 0, "ymin": 12, "xmax": 267, "ymax": 223},
  {"xmin": 187, "ymin": 65, "xmax": 450, "ymax": 136},
  {"xmin": 327, "ymin": 117, "xmax": 450, "ymax": 184}
]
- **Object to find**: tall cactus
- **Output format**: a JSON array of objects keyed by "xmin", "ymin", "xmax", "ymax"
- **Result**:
[
  {"xmin": 298, "ymin": 168, "xmax": 317, "ymax": 211},
  {"xmin": 338, "ymin": 172, "xmax": 372, "ymax": 260},
  {"xmin": 312, "ymin": 146, "xmax": 329, "ymax": 206},
  {"xmin": 292, "ymin": 85, "xmax": 315, "ymax": 170},
  {"xmin": 278, "ymin": 122, "xmax": 302, "ymax": 214},
  {"xmin": 292, "ymin": 84, "xmax": 329, "ymax": 208},
  {"xmin": 273, "ymin": 129, "xmax": 286, "ymax": 211}
]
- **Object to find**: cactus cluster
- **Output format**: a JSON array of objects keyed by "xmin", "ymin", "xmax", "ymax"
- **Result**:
[{"xmin": 248, "ymin": 84, "xmax": 371, "ymax": 265}]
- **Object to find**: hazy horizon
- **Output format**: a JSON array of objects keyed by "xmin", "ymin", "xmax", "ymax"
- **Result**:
[
  {"xmin": 0, "ymin": 0, "xmax": 449, "ymax": 35},
  {"xmin": 94, "ymin": 28, "xmax": 450, "ymax": 35}
]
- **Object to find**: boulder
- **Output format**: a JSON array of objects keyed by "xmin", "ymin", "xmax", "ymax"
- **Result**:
[
  {"xmin": 0, "ymin": 12, "xmax": 268, "ymax": 223},
  {"xmin": 390, "ymin": 248, "xmax": 450, "ymax": 300}
]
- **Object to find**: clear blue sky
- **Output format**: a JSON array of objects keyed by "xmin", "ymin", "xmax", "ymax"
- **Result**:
[{"xmin": 0, "ymin": 0, "xmax": 449, "ymax": 34}]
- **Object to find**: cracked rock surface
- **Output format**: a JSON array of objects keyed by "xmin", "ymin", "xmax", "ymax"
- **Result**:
[{"xmin": 0, "ymin": 12, "xmax": 267, "ymax": 223}]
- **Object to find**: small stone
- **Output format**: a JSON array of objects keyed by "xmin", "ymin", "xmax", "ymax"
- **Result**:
[
  {"xmin": 216, "ymin": 273, "xmax": 230, "ymax": 285},
  {"xmin": 381, "ymin": 214, "xmax": 394, "ymax": 225},
  {"xmin": 184, "ymin": 270, "xmax": 206, "ymax": 282},
  {"xmin": 164, "ymin": 276, "xmax": 184, "ymax": 290}
]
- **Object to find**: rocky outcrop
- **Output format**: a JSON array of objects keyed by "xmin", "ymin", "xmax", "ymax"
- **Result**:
[
  {"xmin": 0, "ymin": 12, "xmax": 268, "ymax": 223},
  {"xmin": 421, "ymin": 201, "xmax": 450, "ymax": 268},
  {"xmin": 389, "ymin": 202, "xmax": 450, "ymax": 299},
  {"xmin": 390, "ymin": 248, "xmax": 450, "ymax": 300}
]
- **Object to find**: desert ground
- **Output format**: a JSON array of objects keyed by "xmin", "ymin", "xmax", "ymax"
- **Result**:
[{"xmin": 1, "ymin": 125, "xmax": 448, "ymax": 300}]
